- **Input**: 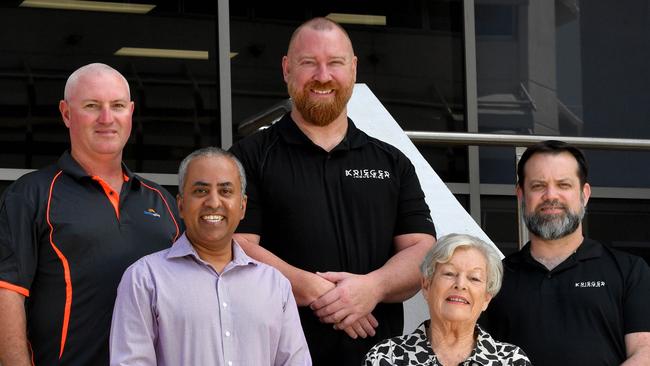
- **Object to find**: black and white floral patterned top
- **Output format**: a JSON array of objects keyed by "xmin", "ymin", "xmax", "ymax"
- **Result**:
[{"xmin": 364, "ymin": 320, "xmax": 531, "ymax": 366}]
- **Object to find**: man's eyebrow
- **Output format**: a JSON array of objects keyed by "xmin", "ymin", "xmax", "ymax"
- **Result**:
[{"xmin": 191, "ymin": 181, "xmax": 210, "ymax": 187}]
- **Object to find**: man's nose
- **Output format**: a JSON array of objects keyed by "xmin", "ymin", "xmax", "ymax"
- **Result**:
[
  {"xmin": 98, "ymin": 105, "xmax": 112, "ymax": 123},
  {"xmin": 204, "ymin": 191, "xmax": 222, "ymax": 208},
  {"xmin": 313, "ymin": 63, "xmax": 332, "ymax": 83},
  {"xmin": 542, "ymin": 185, "xmax": 560, "ymax": 201}
]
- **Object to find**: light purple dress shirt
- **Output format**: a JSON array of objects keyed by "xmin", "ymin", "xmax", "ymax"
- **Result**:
[{"xmin": 110, "ymin": 233, "xmax": 311, "ymax": 366}]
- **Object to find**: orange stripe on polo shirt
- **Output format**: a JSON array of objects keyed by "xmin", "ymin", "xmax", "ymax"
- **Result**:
[
  {"xmin": 91, "ymin": 174, "xmax": 128, "ymax": 220},
  {"xmin": 46, "ymin": 170, "xmax": 72, "ymax": 359},
  {"xmin": 140, "ymin": 181, "xmax": 180, "ymax": 241},
  {"xmin": 0, "ymin": 280, "xmax": 29, "ymax": 297}
]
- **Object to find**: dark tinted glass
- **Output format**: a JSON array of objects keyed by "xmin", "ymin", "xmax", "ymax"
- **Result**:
[
  {"xmin": 476, "ymin": 1, "xmax": 650, "ymax": 186},
  {"xmin": 0, "ymin": 1, "xmax": 220, "ymax": 173}
]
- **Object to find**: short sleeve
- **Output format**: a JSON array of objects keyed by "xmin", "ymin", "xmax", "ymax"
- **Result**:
[
  {"xmin": 394, "ymin": 155, "xmax": 436, "ymax": 237},
  {"xmin": 623, "ymin": 255, "xmax": 650, "ymax": 334},
  {"xmin": 363, "ymin": 339, "xmax": 395, "ymax": 366},
  {"xmin": 0, "ymin": 185, "xmax": 43, "ymax": 296},
  {"xmin": 230, "ymin": 142, "xmax": 264, "ymax": 235}
]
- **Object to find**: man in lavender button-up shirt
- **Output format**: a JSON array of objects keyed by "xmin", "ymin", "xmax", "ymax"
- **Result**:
[{"xmin": 110, "ymin": 147, "xmax": 311, "ymax": 366}]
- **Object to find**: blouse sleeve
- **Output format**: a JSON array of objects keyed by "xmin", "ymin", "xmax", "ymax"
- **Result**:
[{"xmin": 363, "ymin": 340, "xmax": 395, "ymax": 366}]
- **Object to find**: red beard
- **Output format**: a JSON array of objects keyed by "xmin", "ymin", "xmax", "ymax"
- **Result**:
[{"xmin": 289, "ymin": 80, "xmax": 353, "ymax": 126}]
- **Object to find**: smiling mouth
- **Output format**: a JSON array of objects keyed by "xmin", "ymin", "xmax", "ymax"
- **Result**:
[
  {"xmin": 446, "ymin": 296, "xmax": 470, "ymax": 304},
  {"xmin": 311, "ymin": 88, "xmax": 334, "ymax": 95},
  {"xmin": 201, "ymin": 214, "xmax": 224, "ymax": 223},
  {"xmin": 539, "ymin": 205, "xmax": 566, "ymax": 214}
]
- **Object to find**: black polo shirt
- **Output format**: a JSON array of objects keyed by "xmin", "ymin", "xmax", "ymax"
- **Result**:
[
  {"xmin": 231, "ymin": 114, "xmax": 436, "ymax": 365},
  {"xmin": 481, "ymin": 238, "xmax": 650, "ymax": 366},
  {"xmin": 0, "ymin": 151, "xmax": 181, "ymax": 365}
]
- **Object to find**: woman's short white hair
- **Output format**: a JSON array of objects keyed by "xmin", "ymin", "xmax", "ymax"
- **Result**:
[{"xmin": 420, "ymin": 233, "xmax": 503, "ymax": 296}]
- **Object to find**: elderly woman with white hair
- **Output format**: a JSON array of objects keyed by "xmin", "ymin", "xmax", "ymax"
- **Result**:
[{"xmin": 364, "ymin": 234, "xmax": 530, "ymax": 366}]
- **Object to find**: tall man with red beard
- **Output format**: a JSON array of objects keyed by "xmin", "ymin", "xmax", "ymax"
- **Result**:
[
  {"xmin": 480, "ymin": 140, "xmax": 650, "ymax": 366},
  {"xmin": 230, "ymin": 18, "xmax": 437, "ymax": 366}
]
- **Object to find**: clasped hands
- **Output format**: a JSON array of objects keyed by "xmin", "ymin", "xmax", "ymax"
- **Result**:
[{"xmin": 308, "ymin": 271, "xmax": 381, "ymax": 339}]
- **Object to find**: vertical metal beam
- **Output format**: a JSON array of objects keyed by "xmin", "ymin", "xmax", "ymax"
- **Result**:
[
  {"xmin": 463, "ymin": 0, "xmax": 481, "ymax": 224},
  {"xmin": 217, "ymin": 0, "xmax": 233, "ymax": 148},
  {"xmin": 515, "ymin": 146, "xmax": 529, "ymax": 248}
]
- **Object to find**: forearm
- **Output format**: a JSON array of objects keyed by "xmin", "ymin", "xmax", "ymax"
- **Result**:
[
  {"xmin": 621, "ymin": 350, "xmax": 650, "ymax": 366},
  {"xmin": 622, "ymin": 332, "xmax": 650, "ymax": 366},
  {"xmin": 234, "ymin": 234, "xmax": 334, "ymax": 305},
  {"xmin": 370, "ymin": 234, "xmax": 434, "ymax": 303},
  {"xmin": 0, "ymin": 289, "xmax": 31, "ymax": 366}
]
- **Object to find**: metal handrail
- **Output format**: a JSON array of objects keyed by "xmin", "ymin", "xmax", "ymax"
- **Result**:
[{"xmin": 405, "ymin": 131, "xmax": 650, "ymax": 150}]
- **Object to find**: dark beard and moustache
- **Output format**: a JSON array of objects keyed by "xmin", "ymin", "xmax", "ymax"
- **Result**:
[
  {"xmin": 289, "ymin": 80, "xmax": 353, "ymax": 126},
  {"xmin": 522, "ymin": 198, "xmax": 585, "ymax": 240}
]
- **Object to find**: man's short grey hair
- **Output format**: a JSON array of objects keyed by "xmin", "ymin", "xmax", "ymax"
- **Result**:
[
  {"xmin": 177, "ymin": 147, "xmax": 247, "ymax": 196},
  {"xmin": 64, "ymin": 63, "xmax": 131, "ymax": 101},
  {"xmin": 420, "ymin": 233, "xmax": 503, "ymax": 296}
]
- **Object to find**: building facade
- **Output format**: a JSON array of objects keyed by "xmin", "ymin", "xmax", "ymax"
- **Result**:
[{"xmin": 1, "ymin": 0, "xmax": 648, "ymax": 261}]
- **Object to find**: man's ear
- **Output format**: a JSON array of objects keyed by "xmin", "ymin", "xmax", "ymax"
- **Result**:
[
  {"xmin": 59, "ymin": 100, "xmax": 71, "ymax": 128},
  {"xmin": 282, "ymin": 56, "xmax": 290, "ymax": 83},
  {"xmin": 240, "ymin": 194, "xmax": 247, "ymax": 219},
  {"xmin": 176, "ymin": 193, "xmax": 184, "ymax": 219},
  {"xmin": 582, "ymin": 182, "xmax": 591, "ymax": 206}
]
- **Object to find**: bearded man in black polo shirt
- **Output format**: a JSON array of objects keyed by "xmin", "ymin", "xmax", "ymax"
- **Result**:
[
  {"xmin": 0, "ymin": 63, "xmax": 180, "ymax": 365},
  {"xmin": 480, "ymin": 140, "xmax": 650, "ymax": 365},
  {"xmin": 230, "ymin": 17, "xmax": 436, "ymax": 366}
]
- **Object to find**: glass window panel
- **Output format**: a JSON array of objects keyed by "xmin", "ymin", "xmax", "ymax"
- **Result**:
[
  {"xmin": 585, "ymin": 198, "xmax": 650, "ymax": 264},
  {"xmin": 476, "ymin": 0, "xmax": 650, "ymax": 186},
  {"xmin": 480, "ymin": 195, "xmax": 519, "ymax": 257},
  {"xmin": 0, "ymin": 1, "xmax": 220, "ymax": 173}
]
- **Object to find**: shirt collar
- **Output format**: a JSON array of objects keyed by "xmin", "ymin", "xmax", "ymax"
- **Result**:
[
  {"xmin": 468, "ymin": 324, "xmax": 500, "ymax": 365},
  {"xmin": 276, "ymin": 113, "xmax": 368, "ymax": 151},
  {"xmin": 416, "ymin": 321, "xmax": 499, "ymax": 365},
  {"xmin": 57, "ymin": 150, "xmax": 137, "ymax": 184},
  {"xmin": 167, "ymin": 233, "xmax": 257, "ymax": 270},
  {"xmin": 509, "ymin": 238, "xmax": 602, "ymax": 269}
]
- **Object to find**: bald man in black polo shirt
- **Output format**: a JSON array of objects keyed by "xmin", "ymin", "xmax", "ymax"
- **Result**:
[
  {"xmin": 230, "ymin": 18, "xmax": 436, "ymax": 366},
  {"xmin": 0, "ymin": 63, "xmax": 180, "ymax": 365}
]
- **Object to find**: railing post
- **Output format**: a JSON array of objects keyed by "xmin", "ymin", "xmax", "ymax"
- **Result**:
[{"xmin": 515, "ymin": 146, "xmax": 529, "ymax": 249}]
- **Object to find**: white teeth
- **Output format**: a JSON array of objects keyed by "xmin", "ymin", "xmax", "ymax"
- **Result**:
[
  {"xmin": 202, "ymin": 215, "xmax": 224, "ymax": 222},
  {"xmin": 312, "ymin": 89, "xmax": 333, "ymax": 94},
  {"xmin": 447, "ymin": 296, "xmax": 469, "ymax": 304}
]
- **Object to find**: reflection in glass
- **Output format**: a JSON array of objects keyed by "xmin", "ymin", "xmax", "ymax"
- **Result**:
[
  {"xmin": 476, "ymin": 0, "xmax": 650, "ymax": 186},
  {"xmin": 0, "ymin": 2, "xmax": 220, "ymax": 173}
]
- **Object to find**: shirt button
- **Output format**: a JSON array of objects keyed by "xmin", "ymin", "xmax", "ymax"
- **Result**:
[
  {"xmin": 222, "ymin": 302, "xmax": 228, "ymax": 308},
  {"xmin": 228, "ymin": 362, "xmax": 232, "ymax": 366},
  {"xmin": 225, "ymin": 331, "xmax": 231, "ymax": 337}
]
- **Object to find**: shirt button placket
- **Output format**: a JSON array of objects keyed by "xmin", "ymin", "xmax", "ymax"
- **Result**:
[{"xmin": 218, "ymin": 277, "xmax": 234, "ymax": 366}]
